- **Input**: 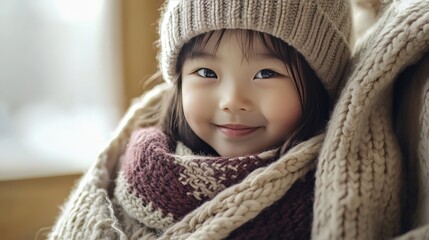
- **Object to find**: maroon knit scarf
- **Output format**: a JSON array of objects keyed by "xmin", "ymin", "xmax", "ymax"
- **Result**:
[{"xmin": 115, "ymin": 127, "xmax": 314, "ymax": 239}]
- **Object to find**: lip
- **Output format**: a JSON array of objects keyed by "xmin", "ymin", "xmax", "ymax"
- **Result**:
[{"xmin": 215, "ymin": 124, "xmax": 260, "ymax": 137}]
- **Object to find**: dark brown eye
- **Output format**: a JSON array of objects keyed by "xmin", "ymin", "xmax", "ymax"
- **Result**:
[
  {"xmin": 254, "ymin": 69, "xmax": 278, "ymax": 79},
  {"xmin": 197, "ymin": 68, "xmax": 217, "ymax": 78}
]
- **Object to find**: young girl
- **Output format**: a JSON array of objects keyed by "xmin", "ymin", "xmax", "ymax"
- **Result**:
[
  {"xmin": 49, "ymin": 0, "xmax": 351, "ymax": 239},
  {"xmin": 161, "ymin": 29, "xmax": 331, "ymax": 158}
]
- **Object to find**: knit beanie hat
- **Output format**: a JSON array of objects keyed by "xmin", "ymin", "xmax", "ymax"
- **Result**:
[{"xmin": 158, "ymin": 0, "xmax": 352, "ymax": 96}]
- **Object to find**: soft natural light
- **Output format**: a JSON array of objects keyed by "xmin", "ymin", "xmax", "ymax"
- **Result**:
[{"xmin": 0, "ymin": 0, "xmax": 122, "ymax": 180}]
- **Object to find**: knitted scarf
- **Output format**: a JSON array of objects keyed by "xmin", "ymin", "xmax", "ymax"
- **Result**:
[
  {"xmin": 114, "ymin": 127, "xmax": 316, "ymax": 239},
  {"xmin": 312, "ymin": 1, "xmax": 429, "ymax": 239},
  {"xmin": 48, "ymin": 1, "xmax": 429, "ymax": 239}
]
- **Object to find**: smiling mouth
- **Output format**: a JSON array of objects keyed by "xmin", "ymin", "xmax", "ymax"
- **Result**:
[{"xmin": 216, "ymin": 124, "xmax": 260, "ymax": 137}]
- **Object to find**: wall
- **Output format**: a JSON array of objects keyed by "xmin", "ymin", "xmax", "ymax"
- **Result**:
[{"xmin": 121, "ymin": 0, "xmax": 163, "ymax": 109}]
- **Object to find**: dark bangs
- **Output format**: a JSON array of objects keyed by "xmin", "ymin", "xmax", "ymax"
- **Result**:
[{"xmin": 160, "ymin": 29, "xmax": 331, "ymax": 156}]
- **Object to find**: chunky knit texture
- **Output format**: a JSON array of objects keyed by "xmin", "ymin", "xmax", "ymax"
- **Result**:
[
  {"xmin": 47, "ymin": 84, "xmax": 322, "ymax": 240},
  {"xmin": 158, "ymin": 0, "xmax": 352, "ymax": 96},
  {"xmin": 116, "ymin": 128, "xmax": 279, "ymax": 229},
  {"xmin": 48, "ymin": 0, "xmax": 429, "ymax": 239},
  {"xmin": 312, "ymin": 0, "xmax": 429, "ymax": 239},
  {"xmin": 114, "ymin": 127, "xmax": 315, "ymax": 239}
]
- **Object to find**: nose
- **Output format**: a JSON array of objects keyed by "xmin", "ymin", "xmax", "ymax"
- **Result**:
[{"xmin": 218, "ymin": 82, "xmax": 252, "ymax": 112}]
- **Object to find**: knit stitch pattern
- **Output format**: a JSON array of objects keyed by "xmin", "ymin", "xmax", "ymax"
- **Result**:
[
  {"xmin": 312, "ymin": 0, "xmax": 429, "ymax": 239},
  {"xmin": 48, "ymin": 83, "xmax": 323, "ymax": 239},
  {"xmin": 113, "ymin": 127, "xmax": 315, "ymax": 239},
  {"xmin": 160, "ymin": 134, "xmax": 322, "ymax": 240},
  {"xmin": 114, "ymin": 127, "xmax": 278, "ymax": 229},
  {"xmin": 48, "ymin": 83, "xmax": 170, "ymax": 240},
  {"xmin": 48, "ymin": 0, "xmax": 429, "ymax": 239},
  {"xmin": 158, "ymin": 0, "xmax": 351, "ymax": 96},
  {"xmin": 227, "ymin": 170, "xmax": 315, "ymax": 240}
]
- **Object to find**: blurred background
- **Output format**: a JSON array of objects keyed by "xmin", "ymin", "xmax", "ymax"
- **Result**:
[
  {"xmin": 0, "ymin": 1, "xmax": 162, "ymax": 239},
  {"xmin": 0, "ymin": 0, "xmax": 379, "ymax": 239}
]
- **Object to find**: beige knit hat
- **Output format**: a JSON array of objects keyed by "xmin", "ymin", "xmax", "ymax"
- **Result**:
[{"xmin": 158, "ymin": 0, "xmax": 352, "ymax": 96}]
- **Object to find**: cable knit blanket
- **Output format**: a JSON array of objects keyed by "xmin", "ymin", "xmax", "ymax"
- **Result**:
[
  {"xmin": 312, "ymin": 0, "xmax": 429, "ymax": 239},
  {"xmin": 48, "ymin": 0, "xmax": 429, "ymax": 239}
]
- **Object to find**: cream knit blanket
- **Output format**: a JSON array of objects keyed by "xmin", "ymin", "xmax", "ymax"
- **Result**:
[{"xmin": 312, "ymin": 0, "xmax": 429, "ymax": 239}]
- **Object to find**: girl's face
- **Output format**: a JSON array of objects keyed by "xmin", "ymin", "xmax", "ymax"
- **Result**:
[{"xmin": 181, "ymin": 30, "xmax": 301, "ymax": 157}]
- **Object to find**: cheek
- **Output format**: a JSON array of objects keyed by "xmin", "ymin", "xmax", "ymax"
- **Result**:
[
  {"xmin": 262, "ymin": 89, "xmax": 302, "ymax": 133},
  {"xmin": 181, "ymin": 85, "xmax": 212, "ymax": 127},
  {"xmin": 275, "ymin": 103, "xmax": 301, "ymax": 130}
]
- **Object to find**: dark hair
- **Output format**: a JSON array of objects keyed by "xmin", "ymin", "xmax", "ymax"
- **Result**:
[{"xmin": 160, "ymin": 29, "xmax": 330, "ymax": 156}]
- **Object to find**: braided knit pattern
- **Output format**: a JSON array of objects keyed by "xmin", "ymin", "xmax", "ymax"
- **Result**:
[
  {"xmin": 48, "ymin": 1, "xmax": 429, "ymax": 236},
  {"xmin": 48, "ymin": 154, "xmax": 127, "ymax": 239},
  {"xmin": 48, "ymin": 84, "xmax": 170, "ymax": 239},
  {"xmin": 48, "ymin": 82, "xmax": 321, "ymax": 239},
  {"xmin": 114, "ymin": 127, "xmax": 278, "ymax": 230},
  {"xmin": 160, "ymin": 134, "xmax": 323, "ymax": 239},
  {"xmin": 313, "ymin": 0, "xmax": 429, "ymax": 239}
]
